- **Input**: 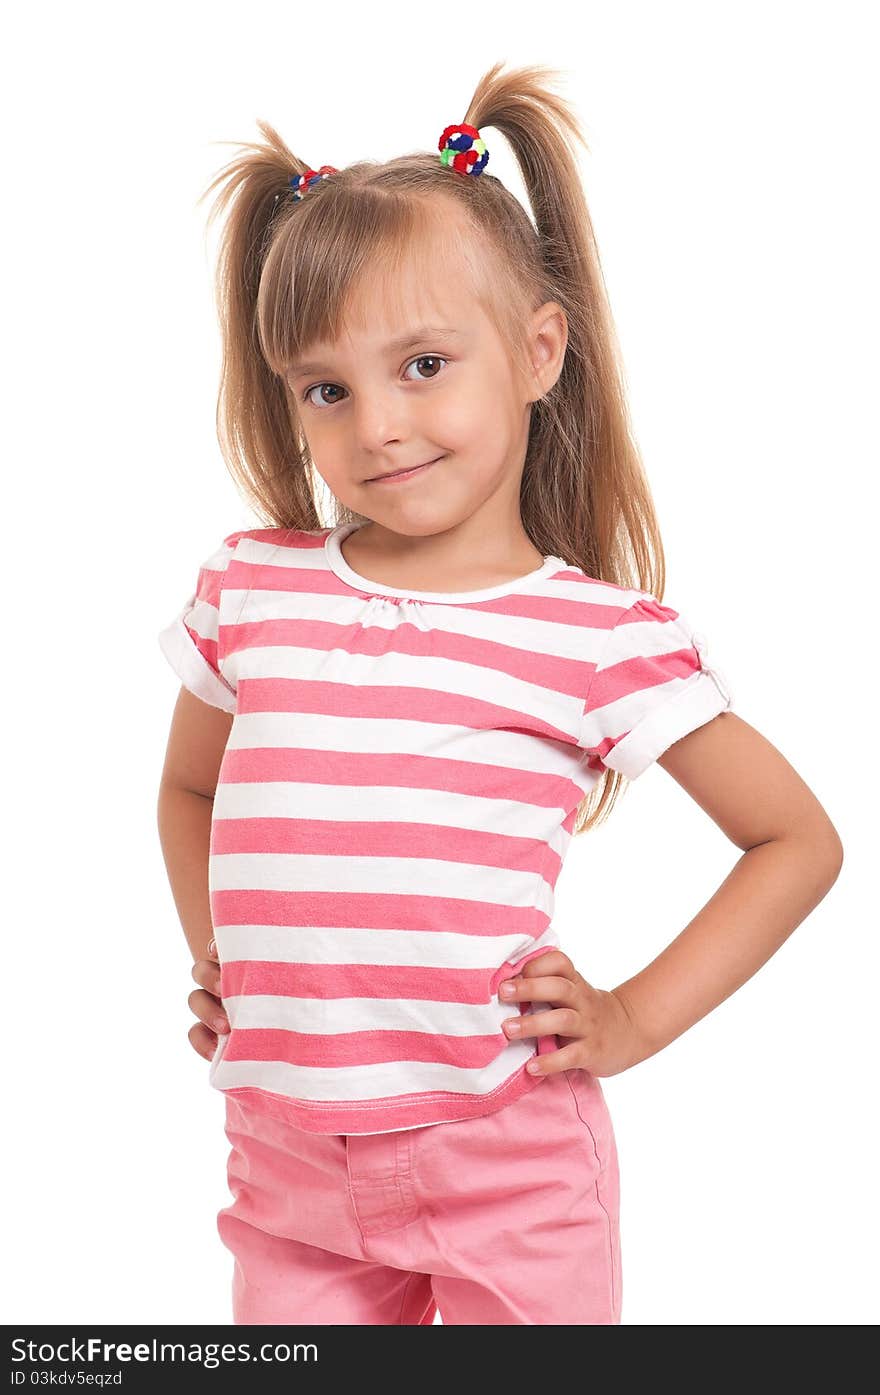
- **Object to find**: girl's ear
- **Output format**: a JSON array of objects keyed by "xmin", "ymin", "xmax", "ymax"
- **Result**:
[{"xmin": 527, "ymin": 300, "xmax": 568, "ymax": 401}]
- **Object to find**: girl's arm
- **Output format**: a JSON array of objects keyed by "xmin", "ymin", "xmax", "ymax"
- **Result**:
[
  {"xmin": 610, "ymin": 710, "xmax": 844, "ymax": 1064},
  {"xmin": 157, "ymin": 686, "xmax": 232, "ymax": 966},
  {"xmin": 156, "ymin": 782, "xmax": 216, "ymax": 966},
  {"xmin": 157, "ymin": 688, "xmax": 234, "ymax": 1060}
]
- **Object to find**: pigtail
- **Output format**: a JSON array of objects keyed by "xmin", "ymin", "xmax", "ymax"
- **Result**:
[
  {"xmin": 460, "ymin": 62, "xmax": 665, "ymax": 602},
  {"xmin": 197, "ymin": 124, "xmax": 323, "ymax": 531},
  {"xmin": 455, "ymin": 64, "xmax": 671, "ymax": 833}
]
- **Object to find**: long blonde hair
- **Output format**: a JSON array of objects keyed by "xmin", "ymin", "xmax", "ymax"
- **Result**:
[{"xmin": 197, "ymin": 60, "xmax": 667, "ymax": 833}]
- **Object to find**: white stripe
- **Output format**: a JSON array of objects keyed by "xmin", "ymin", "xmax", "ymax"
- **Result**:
[
  {"xmin": 231, "ymin": 641, "xmax": 585, "ymax": 734},
  {"xmin": 596, "ymin": 608, "xmax": 699, "ymax": 668},
  {"xmin": 222, "ymin": 993, "xmax": 525, "ymax": 1036},
  {"xmin": 209, "ymin": 851, "xmax": 556, "ymax": 912},
  {"xmin": 214, "ymin": 924, "xmax": 560, "ymax": 970},
  {"xmin": 229, "ymin": 581, "xmax": 633, "ymax": 662},
  {"xmin": 225, "ymin": 710, "xmax": 585, "ymax": 777},
  {"xmin": 211, "ymin": 1037, "xmax": 543, "ymax": 1103},
  {"xmin": 213, "ymin": 779, "xmax": 573, "ymax": 841}
]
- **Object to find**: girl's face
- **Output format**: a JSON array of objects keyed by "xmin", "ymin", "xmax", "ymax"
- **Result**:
[{"xmin": 286, "ymin": 236, "xmax": 566, "ymax": 543}]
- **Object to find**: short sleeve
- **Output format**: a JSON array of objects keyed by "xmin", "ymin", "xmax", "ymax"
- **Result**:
[
  {"xmin": 577, "ymin": 595, "xmax": 734, "ymax": 780},
  {"xmin": 157, "ymin": 533, "xmax": 245, "ymax": 713}
]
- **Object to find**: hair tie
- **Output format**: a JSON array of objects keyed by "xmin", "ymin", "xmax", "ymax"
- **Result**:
[
  {"xmin": 288, "ymin": 164, "xmax": 339, "ymax": 201},
  {"xmin": 437, "ymin": 122, "xmax": 489, "ymax": 176}
]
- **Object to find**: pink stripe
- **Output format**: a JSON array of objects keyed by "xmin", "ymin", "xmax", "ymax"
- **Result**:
[
  {"xmin": 229, "ymin": 526, "xmax": 329, "ymax": 553},
  {"xmin": 211, "ymin": 815, "xmax": 552, "ymax": 877},
  {"xmin": 219, "ymin": 745, "xmax": 581, "ymax": 811},
  {"xmin": 586, "ymin": 644, "xmax": 700, "ymax": 713},
  {"xmin": 617, "ymin": 595, "xmax": 682, "ymax": 625},
  {"xmin": 473, "ymin": 585, "xmax": 625, "ymax": 627},
  {"xmin": 184, "ymin": 620, "xmax": 219, "ymax": 674},
  {"xmin": 222, "ymin": 960, "xmax": 500, "ymax": 1003},
  {"xmin": 227, "ymin": 613, "xmax": 596, "ymax": 699},
  {"xmin": 220, "ymin": 1025, "xmax": 505, "ymax": 1070},
  {"xmin": 235, "ymin": 675, "xmax": 577, "ymax": 746},
  {"xmin": 226, "ymin": 560, "xmax": 355, "ymax": 599},
  {"xmin": 195, "ymin": 564, "xmax": 224, "ymax": 610},
  {"xmin": 590, "ymin": 735, "xmax": 623, "ymax": 765},
  {"xmin": 222, "ymin": 529, "xmax": 256, "ymax": 550},
  {"xmin": 209, "ymin": 887, "xmax": 548, "ymax": 937},
  {"xmin": 489, "ymin": 943, "xmax": 560, "ymax": 995}
]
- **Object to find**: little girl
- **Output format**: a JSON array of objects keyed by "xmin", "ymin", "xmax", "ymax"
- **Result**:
[{"xmin": 157, "ymin": 62, "xmax": 843, "ymax": 1326}]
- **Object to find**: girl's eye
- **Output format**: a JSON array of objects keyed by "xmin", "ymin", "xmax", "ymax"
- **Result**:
[
  {"xmin": 301, "ymin": 354, "xmax": 449, "ymax": 409},
  {"xmin": 303, "ymin": 382, "xmax": 346, "ymax": 409},
  {"xmin": 403, "ymin": 354, "xmax": 447, "ymax": 383}
]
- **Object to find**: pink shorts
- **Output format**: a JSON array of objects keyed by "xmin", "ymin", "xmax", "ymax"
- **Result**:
[{"xmin": 216, "ymin": 1066, "xmax": 622, "ymax": 1325}]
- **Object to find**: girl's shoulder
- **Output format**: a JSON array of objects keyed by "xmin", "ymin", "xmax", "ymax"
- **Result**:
[
  {"xmin": 218, "ymin": 526, "xmax": 331, "ymax": 572},
  {"xmin": 550, "ymin": 557, "xmax": 661, "ymax": 615}
]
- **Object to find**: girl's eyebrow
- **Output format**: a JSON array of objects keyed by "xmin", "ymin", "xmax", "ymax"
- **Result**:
[{"xmin": 289, "ymin": 326, "xmax": 464, "ymax": 378}]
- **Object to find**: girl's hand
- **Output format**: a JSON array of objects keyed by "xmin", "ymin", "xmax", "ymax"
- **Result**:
[
  {"xmin": 498, "ymin": 950, "xmax": 643, "ymax": 1078},
  {"xmin": 188, "ymin": 937, "xmax": 230, "ymax": 1061}
]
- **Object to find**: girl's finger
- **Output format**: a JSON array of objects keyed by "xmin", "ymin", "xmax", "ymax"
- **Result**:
[
  {"xmin": 499, "ymin": 973, "xmax": 574, "ymax": 1003},
  {"xmin": 188, "ymin": 1021, "xmax": 220, "ymax": 1062},
  {"xmin": 191, "ymin": 956, "xmax": 223, "ymax": 999},
  {"xmin": 501, "ymin": 1006, "xmax": 567, "ymax": 1039},
  {"xmin": 188, "ymin": 986, "xmax": 229, "ymax": 1034}
]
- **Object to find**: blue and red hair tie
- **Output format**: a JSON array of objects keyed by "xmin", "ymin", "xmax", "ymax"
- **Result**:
[
  {"xmin": 437, "ymin": 122, "xmax": 489, "ymax": 175},
  {"xmin": 288, "ymin": 163, "xmax": 339, "ymax": 200}
]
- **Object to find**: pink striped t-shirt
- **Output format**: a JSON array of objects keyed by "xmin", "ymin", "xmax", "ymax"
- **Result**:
[{"xmin": 158, "ymin": 522, "xmax": 733, "ymax": 1135}]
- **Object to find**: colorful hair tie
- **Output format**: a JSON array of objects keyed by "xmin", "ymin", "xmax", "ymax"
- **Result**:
[
  {"xmin": 437, "ymin": 122, "xmax": 489, "ymax": 176},
  {"xmin": 288, "ymin": 164, "xmax": 339, "ymax": 201}
]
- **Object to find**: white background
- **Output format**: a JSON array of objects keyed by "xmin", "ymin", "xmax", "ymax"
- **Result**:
[{"xmin": 4, "ymin": 0, "xmax": 877, "ymax": 1327}]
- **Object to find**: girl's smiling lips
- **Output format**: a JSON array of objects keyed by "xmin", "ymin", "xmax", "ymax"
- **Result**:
[{"xmin": 365, "ymin": 455, "xmax": 446, "ymax": 484}]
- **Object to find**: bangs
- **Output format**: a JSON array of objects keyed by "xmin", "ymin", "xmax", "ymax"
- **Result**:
[{"xmin": 255, "ymin": 187, "xmax": 516, "ymax": 382}]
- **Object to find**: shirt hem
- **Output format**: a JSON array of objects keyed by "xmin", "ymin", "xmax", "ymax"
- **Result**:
[
  {"xmin": 215, "ymin": 1059, "xmax": 549, "ymax": 1135},
  {"xmin": 599, "ymin": 667, "xmax": 731, "ymax": 780}
]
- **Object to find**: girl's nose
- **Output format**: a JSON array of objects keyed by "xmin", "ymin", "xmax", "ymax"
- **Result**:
[{"xmin": 351, "ymin": 398, "xmax": 415, "ymax": 452}]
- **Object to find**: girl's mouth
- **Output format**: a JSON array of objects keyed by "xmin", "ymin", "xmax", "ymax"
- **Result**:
[{"xmin": 365, "ymin": 455, "xmax": 445, "ymax": 484}]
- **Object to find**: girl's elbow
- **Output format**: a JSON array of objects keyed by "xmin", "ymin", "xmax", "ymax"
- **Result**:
[
  {"xmin": 782, "ymin": 810, "xmax": 844, "ymax": 887},
  {"xmin": 813, "ymin": 821, "xmax": 844, "ymax": 883}
]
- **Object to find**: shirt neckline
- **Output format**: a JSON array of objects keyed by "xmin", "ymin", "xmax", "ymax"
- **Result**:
[{"xmin": 324, "ymin": 521, "xmax": 566, "ymax": 603}]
